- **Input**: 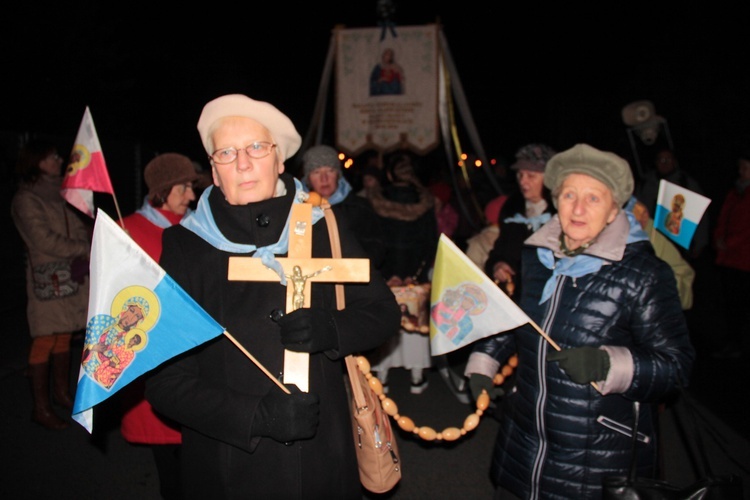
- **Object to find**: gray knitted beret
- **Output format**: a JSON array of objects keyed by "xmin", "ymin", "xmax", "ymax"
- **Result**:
[{"xmin": 302, "ymin": 145, "xmax": 341, "ymax": 181}]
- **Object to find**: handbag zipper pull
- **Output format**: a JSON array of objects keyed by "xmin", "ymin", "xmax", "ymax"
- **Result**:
[
  {"xmin": 374, "ymin": 424, "xmax": 382, "ymax": 449},
  {"xmin": 388, "ymin": 443, "xmax": 399, "ymax": 464}
]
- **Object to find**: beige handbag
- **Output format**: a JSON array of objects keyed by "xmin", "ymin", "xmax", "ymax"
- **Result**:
[{"xmin": 322, "ymin": 204, "xmax": 402, "ymax": 494}]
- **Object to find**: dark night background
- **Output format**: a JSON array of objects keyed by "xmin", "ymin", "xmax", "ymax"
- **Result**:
[
  {"xmin": 2, "ymin": 2, "xmax": 748, "ymax": 221},
  {"xmin": 2, "ymin": 6, "xmax": 749, "ymax": 494}
]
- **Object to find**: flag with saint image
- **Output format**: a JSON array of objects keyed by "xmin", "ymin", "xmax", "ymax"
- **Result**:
[
  {"xmin": 653, "ymin": 180, "xmax": 711, "ymax": 250},
  {"xmin": 61, "ymin": 107, "xmax": 119, "ymax": 218},
  {"xmin": 429, "ymin": 234, "xmax": 530, "ymax": 356},
  {"xmin": 72, "ymin": 210, "xmax": 226, "ymax": 433}
]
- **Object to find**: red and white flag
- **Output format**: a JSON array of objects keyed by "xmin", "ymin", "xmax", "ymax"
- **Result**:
[{"xmin": 61, "ymin": 107, "xmax": 115, "ymax": 217}]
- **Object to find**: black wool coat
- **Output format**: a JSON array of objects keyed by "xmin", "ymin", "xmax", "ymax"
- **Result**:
[{"xmin": 145, "ymin": 174, "xmax": 401, "ymax": 499}]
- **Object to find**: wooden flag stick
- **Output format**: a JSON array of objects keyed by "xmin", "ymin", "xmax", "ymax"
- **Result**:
[
  {"xmin": 528, "ymin": 318, "xmax": 561, "ymax": 351},
  {"xmin": 223, "ymin": 330, "xmax": 291, "ymax": 395},
  {"xmin": 527, "ymin": 318, "xmax": 601, "ymax": 392}
]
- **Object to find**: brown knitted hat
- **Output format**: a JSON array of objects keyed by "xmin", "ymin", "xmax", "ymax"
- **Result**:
[{"xmin": 144, "ymin": 153, "xmax": 200, "ymax": 197}]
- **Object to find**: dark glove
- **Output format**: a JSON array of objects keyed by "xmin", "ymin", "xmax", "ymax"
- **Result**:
[
  {"xmin": 468, "ymin": 373, "xmax": 504, "ymax": 403},
  {"xmin": 251, "ymin": 385, "xmax": 320, "ymax": 443},
  {"xmin": 547, "ymin": 347, "xmax": 610, "ymax": 384},
  {"xmin": 277, "ymin": 308, "xmax": 338, "ymax": 353}
]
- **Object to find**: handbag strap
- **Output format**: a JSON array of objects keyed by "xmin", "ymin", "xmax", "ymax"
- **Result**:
[
  {"xmin": 322, "ymin": 204, "xmax": 346, "ymax": 310},
  {"xmin": 320, "ymin": 203, "xmax": 368, "ymax": 410}
]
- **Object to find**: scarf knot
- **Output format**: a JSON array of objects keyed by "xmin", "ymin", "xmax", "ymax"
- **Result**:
[{"xmin": 180, "ymin": 178, "xmax": 323, "ymax": 285}]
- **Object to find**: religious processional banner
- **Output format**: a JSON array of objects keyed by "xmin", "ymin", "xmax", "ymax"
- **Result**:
[
  {"xmin": 335, "ymin": 24, "xmax": 439, "ymax": 155},
  {"xmin": 72, "ymin": 210, "xmax": 225, "ymax": 433},
  {"xmin": 653, "ymin": 180, "xmax": 711, "ymax": 250}
]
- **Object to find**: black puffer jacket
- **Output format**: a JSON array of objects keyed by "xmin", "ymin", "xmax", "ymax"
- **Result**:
[{"xmin": 473, "ymin": 212, "xmax": 694, "ymax": 499}]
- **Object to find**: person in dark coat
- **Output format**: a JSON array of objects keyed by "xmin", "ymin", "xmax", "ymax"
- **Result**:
[
  {"xmin": 484, "ymin": 143, "xmax": 557, "ymax": 301},
  {"xmin": 301, "ymin": 144, "xmax": 386, "ymax": 269},
  {"xmin": 370, "ymin": 152, "xmax": 438, "ymax": 284},
  {"xmin": 366, "ymin": 152, "xmax": 438, "ymax": 393},
  {"xmin": 465, "ymin": 143, "xmax": 694, "ymax": 499},
  {"xmin": 145, "ymin": 94, "xmax": 401, "ymax": 499}
]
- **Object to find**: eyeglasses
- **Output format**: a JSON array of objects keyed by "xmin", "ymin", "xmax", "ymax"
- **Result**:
[{"xmin": 209, "ymin": 142, "xmax": 276, "ymax": 164}]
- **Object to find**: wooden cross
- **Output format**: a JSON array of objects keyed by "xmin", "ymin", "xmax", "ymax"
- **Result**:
[{"xmin": 227, "ymin": 203, "xmax": 369, "ymax": 392}]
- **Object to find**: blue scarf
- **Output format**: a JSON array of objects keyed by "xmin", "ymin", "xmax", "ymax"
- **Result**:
[
  {"xmin": 504, "ymin": 212, "xmax": 551, "ymax": 232},
  {"xmin": 180, "ymin": 178, "xmax": 324, "ymax": 285},
  {"xmin": 303, "ymin": 176, "xmax": 352, "ymax": 206},
  {"xmin": 135, "ymin": 197, "xmax": 190, "ymax": 229},
  {"xmin": 536, "ymin": 211, "xmax": 649, "ymax": 304}
]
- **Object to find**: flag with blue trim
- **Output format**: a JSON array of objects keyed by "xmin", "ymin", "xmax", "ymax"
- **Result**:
[
  {"xmin": 72, "ymin": 210, "xmax": 225, "ymax": 433},
  {"xmin": 653, "ymin": 180, "xmax": 711, "ymax": 250}
]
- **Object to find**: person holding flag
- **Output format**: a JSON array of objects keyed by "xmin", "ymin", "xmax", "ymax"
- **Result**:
[
  {"xmin": 464, "ymin": 143, "xmax": 694, "ymax": 499},
  {"xmin": 144, "ymin": 94, "xmax": 400, "ymax": 499},
  {"xmin": 11, "ymin": 138, "xmax": 92, "ymax": 430}
]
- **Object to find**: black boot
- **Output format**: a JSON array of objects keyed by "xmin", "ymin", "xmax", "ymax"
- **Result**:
[
  {"xmin": 51, "ymin": 353, "xmax": 74, "ymax": 409},
  {"xmin": 29, "ymin": 363, "xmax": 69, "ymax": 430}
]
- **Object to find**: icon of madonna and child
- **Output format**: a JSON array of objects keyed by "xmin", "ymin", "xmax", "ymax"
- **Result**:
[
  {"xmin": 81, "ymin": 286, "xmax": 159, "ymax": 390},
  {"xmin": 431, "ymin": 283, "xmax": 487, "ymax": 347}
]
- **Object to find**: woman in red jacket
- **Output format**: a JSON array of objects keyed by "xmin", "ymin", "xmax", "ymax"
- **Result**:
[{"xmin": 120, "ymin": 153, "xmax": 199, "ymax": 500}]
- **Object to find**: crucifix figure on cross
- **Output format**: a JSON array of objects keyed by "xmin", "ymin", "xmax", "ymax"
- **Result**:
[
  {"xmin": 287, "ymin": 265, "xmax": 332, "ymax": 311},
  {"xmin": 227, "ymin": 203, "xmax": 369, "ymax": 392}
]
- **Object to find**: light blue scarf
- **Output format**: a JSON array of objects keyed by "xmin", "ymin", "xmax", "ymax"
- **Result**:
[
  {"xmin": 303, "ymin": 176, "xmax": 352, "ymax": 206},
  {"xmin": 135, "ymin": 197, "xmax": 190, "ymax": 229},
  {"xmin": 504, "ymin": 212, "xmax": 551, "ymax": 232},
  {"xmin": 536, "ymin": 210, "xmax": 649, "ymax": 304},
  {"xmin": 180, "ymin": 177, "xmax": 324, "ymax": 285}
]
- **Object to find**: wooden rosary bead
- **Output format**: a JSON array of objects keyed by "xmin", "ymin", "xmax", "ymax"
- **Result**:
[{"xmin": 352, "ymin": 353, "xmax": 517, "ymax": 443}]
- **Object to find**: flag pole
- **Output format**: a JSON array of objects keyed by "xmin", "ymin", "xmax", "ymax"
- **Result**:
[
  {"xmin": 527, "ymin": 318, "xmax": 601, "ymax": 392},
  {"xmin": 527, "ymin": 319, "xmax": 560, "ymax": 350},
  {"xmin": 110, "ymin": 192, "xmax": 125, "ymax": 228},
  {"xmin": 223, "ymin": 331, "xmax": 292, "ymax": 394}
]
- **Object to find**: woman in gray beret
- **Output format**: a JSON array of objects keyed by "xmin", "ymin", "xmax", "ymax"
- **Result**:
[
  {"xmin": 465, "ymin": 143, "xmax": 695, "ymax": 499},
  {"xmin": 302, "ymin": 144, "xmax": 386, "ymax": 269}
]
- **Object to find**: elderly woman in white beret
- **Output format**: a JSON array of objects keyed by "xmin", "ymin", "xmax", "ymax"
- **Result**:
[
  {"xmin": 465, "ymin": 143, "xmax": 694, "ymax": 499},
  {"xmin": 145, "ymin": 94, "xmax": 400, "ymax": 499}
]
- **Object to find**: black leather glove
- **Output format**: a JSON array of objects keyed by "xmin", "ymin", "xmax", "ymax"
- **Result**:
[
  {"xmin": 277, "ymin": 308, "xmax": 338, "ymax": 353},
  {"xmin": 468, "ymin": 373, "xmax": 504, "ymax": 403},
  {"xmin": 251, "ymin": 385, "xmax": 320, "ymax": 443},
  {"xmin": 547, "ymin": 346, "xmax": 610, "ymax": 384}
]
